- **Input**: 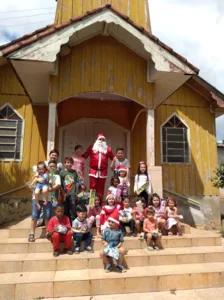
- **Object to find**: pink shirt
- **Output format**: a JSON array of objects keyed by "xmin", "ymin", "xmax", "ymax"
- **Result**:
[
  {"xmin": 144, "ymin": 218, "xmax": 157, "ymax": 232},
  {"xmin": 72, "ymin": 155, "xmax": 86, "ymax": 180}
]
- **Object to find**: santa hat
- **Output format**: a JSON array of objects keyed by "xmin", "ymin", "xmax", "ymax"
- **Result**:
[
  {"xmin": 97, "ymin": 133, "xmax": 106, "ymax": 140},
  {"xmin": 108, "ymin": 209, "xmax": 120, "ymax": 225},
  {"xmin": 117, "ymin": 165, "xmax": 126, "ymax": 172},
  {"xmin": 106, "ymin": 193, "xmax": 116, "ymax": 201}
]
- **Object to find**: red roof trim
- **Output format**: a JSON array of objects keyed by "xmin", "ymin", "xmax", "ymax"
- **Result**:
[{"xmin": 0, "ymin": 4, "xmax": 199, "ymax": 73}]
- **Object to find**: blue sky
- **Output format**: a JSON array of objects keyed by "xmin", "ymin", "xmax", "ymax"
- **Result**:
[{"xmin": 0, "ymin": 0, "xmax": 223, "ymax": 140}]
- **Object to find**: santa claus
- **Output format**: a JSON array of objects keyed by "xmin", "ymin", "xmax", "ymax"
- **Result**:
[{"xmin": 82, "ymin": 133, "xmax": 114, "ymax": 198}]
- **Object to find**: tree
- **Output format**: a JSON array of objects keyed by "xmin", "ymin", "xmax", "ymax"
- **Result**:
[{"xmin": 211, "ymin": 160, "xmax": 224, "ymax": 189}]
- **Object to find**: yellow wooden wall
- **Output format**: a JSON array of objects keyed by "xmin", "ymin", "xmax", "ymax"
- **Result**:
[
  {"xmin": 50, "ymin": 36, "xmax": 153, "ymax": 108},
  {"xmin": 155, "ymin": 85, "xmax": 218, "ymax": 196},
  {"xmin": 55, "ymin": 0, "xmax": 151, "ymax": 31},
  {"xmin": 0, "ymin": 64, "xmax": 48, "ymax": 196}
]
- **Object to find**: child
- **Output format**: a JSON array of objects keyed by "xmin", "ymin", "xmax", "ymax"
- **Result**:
[
  {"xmin": 149, "ymin": 193, "xmax": 167, "ymax": 234},
  {"xmin": 117, "ymin": 165, "xmax": 130, "ymax": 198},
  {"xmin": 99, "ymin": 210, "xmax": 126, "ymax": 273},
  {"xmin": 111, "ymin": 147, "xmax": 130, "ymax": 177},
  {"xmin": 72, "ymin": 145, "xmax": 86, "ymax": 186},
  {"xmin": 31, "ymin": 161, "xmax": 49, "ymax": 210},
  {"xmin": 119, "ymin": 198, "xmax": 136, "ymax": 237},
  {"xmin": 60, "ymin": 157, "xmax": 79, "ymax": 222},
  {"xmin": 143, "ymin": 207, "xmax": 162, "ymax": 251},
  {"xmin": 133, "ymin": 197, "xmax": 147, "ymax": 235},
  {"xmin": 87, "ymin": 194, "xmax": 102, "ymax": 237},
  {"xmin": 48, "ymin": 160, "xmax": 61, "ymax": 208},
  {"xmin": 72, "ymin": 205, "xmax": 94, "ymax": 254},
  {"xmin": 134, "ymin": 161, "xmax": 151, "ymax": 204},
  {"xmin": 46, "ymin": 203, "xmax": 73, "ymax": 256},
  {"xmin": 166, "ymin": 197, "xmax": 183, "ymax": 236},
  {"xmin": 108, "ymin": 176, "xmax": 121, "ymax": 202},
  {"xmin": 100, "ymin": 193, "xmax": 122, "ymax": 233},
  {"xmin": 77, "ymin": 183, "xmax": 90, "ymax": 207}
]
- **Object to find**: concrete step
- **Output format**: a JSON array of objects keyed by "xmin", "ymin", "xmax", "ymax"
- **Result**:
[
  {"xmin": 1, "ymin": 262, "xmax": 224, "ymax": 299},
  {"xmin": 0, "ymin": 234, "xmax": 221, "ymax": 254},
  {"xmin": 1, "ymin": 246, "xmax": 224, "ymax": 273}
]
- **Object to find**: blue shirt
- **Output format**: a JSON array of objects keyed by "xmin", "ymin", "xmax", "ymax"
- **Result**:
[{"xmin": 102, "ymin": 228, "xmax": 124, "ymax": 248}]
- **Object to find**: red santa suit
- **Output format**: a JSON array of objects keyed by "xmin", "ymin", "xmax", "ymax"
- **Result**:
[
  {"xmin": 83, "ymin": 133, "xmax": 114, "ymax": 198},
  {"xmin": 100, "ymin": 194, "xmax": 122, "ymax": 231}
]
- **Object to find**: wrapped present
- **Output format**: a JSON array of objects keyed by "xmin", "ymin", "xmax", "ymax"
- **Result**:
[
  {"xmin": 57, "ymin": 224, "xmax": 68, "ymax": 234},
  {"xmin": 89, "ymin": 189, "xmax": 96, "ymax": 207},
  {"xmin": 136, "ymin": 200, "xmax": 144, "ymax": 214},
  {"xmin": 136, "ymin": 182, "xmax": 149, "ymax": 195},
  {"xmin": 103, "ymin": 245, "xmax": 120, "ymax": 260}
]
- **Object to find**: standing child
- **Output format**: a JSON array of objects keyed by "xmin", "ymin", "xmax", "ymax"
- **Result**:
[
  {"xmin": 149, "ymin": 193, "xmax": 167, "ymax": 234},
  {"xmin": 143, "ymin": 207, "xmax": 162, "ymax": 251},
  {"xmin": 77, "ymin": 183, "xmax": 90, "ymax": 207},
  {"xmin": 72, "ymin": 145, "xmax": 86, "ymax": 187},
  {"xmin": 100, "ymin": 193, "xmax": 122, "ymax": 233},
  {"xmin": 134, "ymin": 161, "xmax": 151, "ymax": 204},
  {"xmin": 99, "ymin": 210, "xmax": 126, "ymax": 273},
  {"xmin": 48, "ymin": 160, "xmax": 61, "ymax": 209},
  {"xmin": 60, "ymin": 157, "xmax": 79, "ymax": 222},
  {"xmin": 119, "ymin": 198, "xmax": 136, "ymax": 237},
  {"xmin": 133, "ymin": 197, "xmax": 147, "ymax": 236},
  {"xmin": 72, "ymin": 205, "xmax": 94, "ymax": 254},
  {"xmin": 166, "ymin": 197, "xmax": 183, "ymax": 236},
  {"xmin": 117, "ymin": 165, "xmax": 130, "ymax": 199},
  {"xmin": 87, "ymin": 194, "xmax": 102, "ymax": 237},
  {"xmin": 108, "ymin": 176, "xmax": 121, "ymax": 202},
  {"xmin": 46, "ymin": 203, "xmax": 73, "ymax": 256},
  {"xmin": 111, "ymin": 147, "xmax": 130, "ymax": 177}
]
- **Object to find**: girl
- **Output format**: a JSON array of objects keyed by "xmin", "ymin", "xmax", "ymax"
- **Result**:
[
  {"xmin": 117, "ymin": 165, "xmax": 130, "ymax": 198},
  {"xmin": 143, "ymin": 207, "xmax": 162, "ymax": 251},
  {"xmin": 77, "ymin": 183, "xmax": 90, "ymax": 207},
  {"xmin": 108, "ymin": 176, "xmax": 122, "ymax": 202},
  {"xmin": 87, "ymin": 194, "xmax": 102, "ymax": 237},
  {"xmin": 72, "ymin": 145, "xmax": 86, "ymax": 186},
  {"xmin": 134, "ymin": 161, "xmax": 151, "ymax": 205},
  {"xmin": 133, "ymin": 197, "xmax": 147, "ymax": 235},
  {"xmin": 111, "ymin": 147, "xmax": 130, "ymax": 177},
  {"xmin": 100, "ymin": 193, "xmax": 122, "ymax": 233},
  {"xmin": 149, "ymin": 193, "xmax": 167, "ymax": 234},
  {"xmin": 30, "ymin": 161, "xmax": 49, "ymax": 210},
  {"xmin": 166, "ymin": 197, "xmax": 183, "ymax": 236}
]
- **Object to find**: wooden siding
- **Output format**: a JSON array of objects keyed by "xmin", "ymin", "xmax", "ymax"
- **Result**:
[
  {"xmin": 50, "ymin": 36, "xmax": 154, "ymax": 108},
  {"xmin": 0, "ymin": 64, "xmax": 48, "ymax": 196},
  {"xmin": 155, "ymin": 85, "xmax": 218, "ymax": 196},
  {"xmin": 55, "ymin": 0, "xmax": 150, "ymax": 31}
]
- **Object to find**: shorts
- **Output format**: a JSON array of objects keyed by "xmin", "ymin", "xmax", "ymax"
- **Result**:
[
  {"xmin": 144, "ymin": 232, "xmax": 156, "ymax": 241},
  {"xmin": 35, "ymin": 183, "xmax": 48, "ymax": 190},
  {"xmin": 32, "ymin": 200, "xmax": 52, "ymax": 220}
]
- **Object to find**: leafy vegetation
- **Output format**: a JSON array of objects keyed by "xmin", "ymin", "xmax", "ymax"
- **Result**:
[{"xmin": 211, "ymin": 160, "xmax": 224, "ymax": 189}]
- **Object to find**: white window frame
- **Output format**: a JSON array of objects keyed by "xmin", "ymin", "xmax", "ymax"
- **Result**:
[
  {"xmin": 0, "ymin": 103, "xmax": 25, "ymax": 162},
  {"xmin": 160, "ymin": 112, "xmax": 191, "ymax": 165}
]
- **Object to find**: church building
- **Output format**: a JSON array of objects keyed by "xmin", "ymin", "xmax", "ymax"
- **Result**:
[{"xmin": 0, "ymin": 0, "xmax": 224, "ymax": 226}]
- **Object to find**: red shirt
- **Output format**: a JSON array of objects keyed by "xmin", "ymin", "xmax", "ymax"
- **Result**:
[{"xmin": 47, "ymin": 216, "xmax": 71, "ymax": 232}]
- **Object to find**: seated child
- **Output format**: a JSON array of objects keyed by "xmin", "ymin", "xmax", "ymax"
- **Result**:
[
  {"xmin": 87, "ymin": 194, "xmax": 102, "ymax": 237},
  {"xmin": 72, "ymin": 205, "xmax": 94, "ymax": 254},
  {"xmin": 166, "ymin": 197, "xmax": 183, "ymax": 236},
  {"xmin": 48, "ymin": 160, "xmax": 61, "ymax": 209},
  {"xmin": 149, "ymin": 193, "xmax": 167, "ymax": 234},
  {"xmin": 119, "ymin": 198, "xmax": 136, "ymax": 237},
  {"xmin": 133, "ymin": 197, "xmax": 147, "ymax": 236},
  {"xmin": 30, "ymin": 161, "xmax": 49, "ymax": 210},
  {"xmin": 77, "ymin": 183, "xmax": 90, "ymax": 206},
  {"xmin": 143, "ymin": 207, "xmax": 162, "ymax": 251},
  {"xmin": 100, "ymin": 193, "xmax": 122, "ymax": 233},
  {"xmin": 46, "ymin": 203, "xmax": 73, "ymax": 257},
  {"xmin": 99, "ymin": 211, "xmax": 126, "ymax": 273}
]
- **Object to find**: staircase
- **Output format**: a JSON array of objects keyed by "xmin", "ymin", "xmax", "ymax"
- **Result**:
[{"xmin": 0, "ymin": 218, "xmax": 224, "ymax": 299}]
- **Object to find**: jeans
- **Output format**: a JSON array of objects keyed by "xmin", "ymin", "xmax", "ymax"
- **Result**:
[
  {"xmin": 32, "ymin": 200, "xmax": 52, "ymax": 220},
  {"xmin": 64, "ymin": 194, "xmax": 76, "ymax": 222},
  {"xmin": 119, "ymin": 219, "xmax": 135, "ymax": 234},
  {"xmin": 73, "ymin": 231, "xmax": 93, "ymax": 249}
]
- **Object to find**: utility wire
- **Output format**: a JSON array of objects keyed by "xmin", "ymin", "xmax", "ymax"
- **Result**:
[
  {"xmin": 0, "ymin": 12, "xmax": 55, "ymax": 21},
  {"xmin": 0, "ymin": 19, "xmax": 53, "ymax": 27},
  {"xmin": 0, "ymin": 7, "xmax": 55, "ymax": 13}
]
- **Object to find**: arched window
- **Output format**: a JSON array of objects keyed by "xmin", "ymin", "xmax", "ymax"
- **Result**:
[
  {"xmin": 161, "ymin": 113, "xmax": 190, "ymax": 163},
  {"xmin": 0, "ymin": 104, "xmax": 23, "ymax": 160}
]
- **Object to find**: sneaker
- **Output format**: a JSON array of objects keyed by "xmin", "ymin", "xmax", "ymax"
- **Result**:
[
  {"xmin": 117, "ymin": 264, "xmax": 127, "ymax": 273},
  {"xmin": 131, "ymin": 232, "xmax": 137, "ymax": 237},
  {"xmin": 105, "ymin": 263, "xmax": 112, "ymax": 273},
  {"xmin": 85, "ymin": 246, "xmax": 94, "ymax": 253},
  {"xmin": 74, "ymin": 247, "xmax": 80, "ymax": 254},
  {"xmin": 139, "ymin": 232, "xmax": 144, "ymax": 240},
  {"xmin": 64, "ymin": 249, "xmax": 73, "ymax": 255},
  {"xmin": 53, "ymin": 251, "xmax": 60, "ymax": 257},
  {"xmin": 147, "ymin": 246, "xmax": 154, "ymax": 251},
  {"xmin": 153, "ymin": 245, "xmax": 160, "ymax": 251}
]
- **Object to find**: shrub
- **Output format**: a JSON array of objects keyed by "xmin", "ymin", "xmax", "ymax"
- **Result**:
[{"xmin": 211, "ymin": 160, "xmax": 224, "ymax": 189}]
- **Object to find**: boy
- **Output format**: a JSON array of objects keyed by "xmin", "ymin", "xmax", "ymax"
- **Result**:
[
  {"xmin": 111, "ymin": 148, "xmax": 130, "ymax": 177},
  {"xmin": 60, "ymin": 157, "xmax": 79, "ymax": 222},
  {"xmin": 48, "ymin": 160, "xmax": 61, "ymax": 208},
  {"xmin": 72, "ymin": 145, "xmax": 86, "ymax": 187},
  {"xmin": 72, "ymin": 205, "xmax": 94, "ymax": 254},
  {"xmin": 99, "ymin": 211, "xmax": 126, "ymax": 273},
  {"xmin": 143, "ymin": 207, "xmax": 162, "ymax": 251},
  {"xmin": 119, "ymin": 198, "xmax": 136, "ymax": 237},
  {"xmin": 46, "ymin": 203, "xmax": 73, "ymax": 257}
]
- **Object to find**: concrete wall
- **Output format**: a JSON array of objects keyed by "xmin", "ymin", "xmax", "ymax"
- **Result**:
[{"xmin": 218, "ymin": 147, "xmax": 224, "ymax": 164}]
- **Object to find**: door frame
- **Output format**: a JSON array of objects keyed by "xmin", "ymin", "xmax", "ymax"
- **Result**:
[{"xmin": 59, "ymin": 118, "xmax": 130, "ymax": 162}]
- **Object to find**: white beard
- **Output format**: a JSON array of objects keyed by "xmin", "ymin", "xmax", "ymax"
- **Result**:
[{"xmin": 92, "ymin": 140, "xmax": 108, "ymax": 154}]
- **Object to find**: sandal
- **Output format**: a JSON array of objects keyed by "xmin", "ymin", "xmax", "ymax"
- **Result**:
[{"xmin": 28, "ymin": 234, "xmax": 35, "ymax": 242}]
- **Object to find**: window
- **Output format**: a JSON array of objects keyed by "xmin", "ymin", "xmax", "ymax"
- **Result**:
[
  {"xmin": 161, "ymin": 114, "xmax": 190, "ymax": 164},
  {"xmin": 0, "ymin": 104, "xmax": 23, "ymax": 160}
]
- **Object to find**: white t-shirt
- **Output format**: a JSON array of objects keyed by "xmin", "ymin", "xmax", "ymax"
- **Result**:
[
  {"xmin": 119, "ymin": 207, "xmax": 133, "ymax": 222},
  {"xmin": 134, "ymin": 174, "xmax": 151, "ymax": 194}
]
